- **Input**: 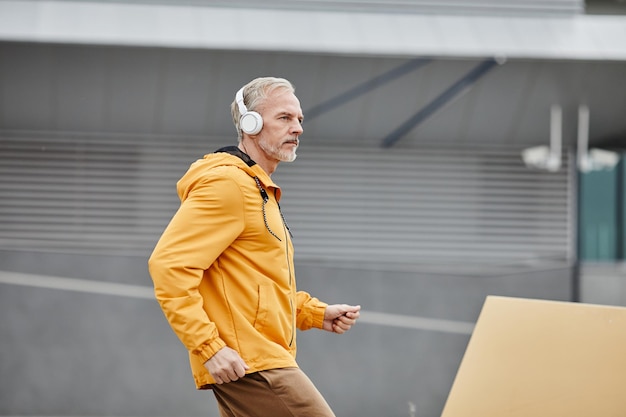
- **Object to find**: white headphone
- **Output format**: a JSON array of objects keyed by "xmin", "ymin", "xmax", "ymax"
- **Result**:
[{"xmin": 235, "ymin": 87, "xmax": 263, "ymax": 135}]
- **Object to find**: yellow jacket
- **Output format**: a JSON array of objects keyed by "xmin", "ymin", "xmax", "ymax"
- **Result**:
[{"xmin": 148, "ymin": 147, "xmax": 327, "ymax": 389}]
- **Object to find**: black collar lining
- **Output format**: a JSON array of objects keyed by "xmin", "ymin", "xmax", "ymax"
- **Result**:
[{"xmin": 214, "ymin": 146, "xmax": 256, "ymax": 167}]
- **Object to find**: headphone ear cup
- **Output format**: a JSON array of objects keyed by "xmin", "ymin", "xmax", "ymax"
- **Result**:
[{"xmin": 240, "ymin": 111, "xmax": 263, "ymax": 135}]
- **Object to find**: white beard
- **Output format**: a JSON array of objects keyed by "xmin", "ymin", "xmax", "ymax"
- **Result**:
[{"xmin": 259, "ymin": 138, "xmax": 298, "ymax": 162}]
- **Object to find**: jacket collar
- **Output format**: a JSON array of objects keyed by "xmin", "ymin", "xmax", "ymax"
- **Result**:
[
  {"xmin": 212, "ymin": 145, "xmax": 281, "ymax": 200},
  {"xmin": 214, "ymin": 146, "xmax": 256, "ymax": 167}
]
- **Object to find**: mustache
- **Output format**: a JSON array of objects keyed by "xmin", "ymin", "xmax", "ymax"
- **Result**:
[{"xmin": 283, "ymin": 138, "xmax": 299, "ymax": 146}]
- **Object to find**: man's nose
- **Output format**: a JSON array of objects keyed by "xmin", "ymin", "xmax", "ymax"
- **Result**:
[{"xmin": 293, "ymin": 121, "xmax": 304, "ymax": 135}]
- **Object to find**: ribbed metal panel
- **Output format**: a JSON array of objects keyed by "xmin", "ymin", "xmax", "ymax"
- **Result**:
[
  {"xmin": 274, "ymin": 145, "xmax": 572, "ymax": 266},
  {"xmin": 0, "ymin": 133, "xmax": 571, "ymax": 267},
  {"xmin": 110, "ymin": 0, "xmax": 585, "ymax": 15},
  {"xmin": 0, "ymin": 132, "xmax": 206, "ymax": 256}
]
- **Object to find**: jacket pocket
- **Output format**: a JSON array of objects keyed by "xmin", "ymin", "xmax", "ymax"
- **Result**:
[
  {"xmin": 253, "ymin": 283, "xmax": 292, "ymax": 347},
  {"xmin": 253, "ymin": 283, "xmax": 269, "ymax": 332}
]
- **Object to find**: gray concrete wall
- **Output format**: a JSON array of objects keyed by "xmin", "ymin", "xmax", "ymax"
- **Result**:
[
  {"xmin": 580, "ymin": 263, "xmax": 626, "ymax": 307},
  {"xmin": 0, "ymin": 250, "xmax": 573, "ymax": 417}
]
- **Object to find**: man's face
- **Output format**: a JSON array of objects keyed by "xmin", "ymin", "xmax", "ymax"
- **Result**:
[{"xmin": 255, "ymin": 88, "xmax": 304, "ymax": 162}]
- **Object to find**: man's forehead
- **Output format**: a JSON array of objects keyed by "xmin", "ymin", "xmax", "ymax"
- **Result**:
[{"xmin": 262, "ymin": 90, "xmax": 303, "ymax": 114}]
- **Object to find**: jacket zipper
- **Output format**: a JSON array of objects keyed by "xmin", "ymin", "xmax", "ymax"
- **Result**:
[{"xmin": 274, "ymin": 188, "xmax": 296, "ymax": 347}]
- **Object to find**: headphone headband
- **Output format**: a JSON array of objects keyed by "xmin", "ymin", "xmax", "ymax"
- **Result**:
[{"xmin": 235, "ymin": 87, "xmax": 248, "ymax": 115}]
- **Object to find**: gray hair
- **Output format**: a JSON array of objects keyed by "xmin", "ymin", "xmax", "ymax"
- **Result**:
[{"xmin": 231, "ymin": 77, "xmax": 295, "ymax": 141}]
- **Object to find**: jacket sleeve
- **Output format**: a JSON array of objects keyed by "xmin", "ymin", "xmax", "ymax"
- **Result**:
[
  {"xmin": 148, "ymin": 173, "xmax": 245, "ymax": 363},
  {"xmin": 295, "ymin": 290, "xmax": 328, "ymax": 331}
]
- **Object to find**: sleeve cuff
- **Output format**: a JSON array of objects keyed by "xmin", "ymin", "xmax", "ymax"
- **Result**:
[
  {"xmin": 192, "ymin": 337, "xmax": 227, "ymax": 363},
  {"xmin": 311, "ymin": 302, "xmax": 328, "ymax": 329}
]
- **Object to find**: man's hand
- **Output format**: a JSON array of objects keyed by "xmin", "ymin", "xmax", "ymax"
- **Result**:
[
  {"xmin": 204, "ymin": 346, "xmax": 250, "ymax": 384},
  {"xmin": 323, "ymin": 304, "xmax": 361, "ymax": 334}
]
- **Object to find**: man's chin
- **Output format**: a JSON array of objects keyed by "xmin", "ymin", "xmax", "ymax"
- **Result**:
[{"xmin": 281, "ymin": 153, "xmax": 297, "ymax": 162}]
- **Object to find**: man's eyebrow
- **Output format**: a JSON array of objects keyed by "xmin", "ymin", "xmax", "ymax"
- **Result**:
[{"xmin": 277, "ymin": 110, "xmax": 304, "ymax": 120}]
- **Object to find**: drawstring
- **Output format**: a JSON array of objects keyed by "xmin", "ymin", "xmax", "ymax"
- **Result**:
[{"xmin": 253, "ymin": 177, "xmax": 293, "ymax": 241}]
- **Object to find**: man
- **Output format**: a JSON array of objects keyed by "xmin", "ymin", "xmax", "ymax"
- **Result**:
[{"xmin": 148, "ymin": 76, "xmax": 361, "ymax": 417}]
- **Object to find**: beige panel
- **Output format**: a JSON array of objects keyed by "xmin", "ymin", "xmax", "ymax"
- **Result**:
[{"xmin": 442, "ymin": 296, "xmax": 626, "ymax": 416}]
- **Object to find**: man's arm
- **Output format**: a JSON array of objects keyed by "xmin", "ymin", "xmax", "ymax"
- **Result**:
[
  {"xmin": 295, "ymin": 291, "xmax": 327, "ymax": 330},
  {"xmin": 148, "ymin": 174, "xmax": 245, "ymax": 363}
]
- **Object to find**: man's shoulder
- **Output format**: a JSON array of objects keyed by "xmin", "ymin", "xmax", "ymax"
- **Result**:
[
  {"xmin": 193, "ymin": 165, "xmax": 259, "ymax": 197},
  {"xmin": 204, "ymin": 163, "xmax": 254, "ymax": 183},
  {"xmin": 187, "ymin": 153, "xmax": 253, "ymax": 181},
  {"xmin": 177, "ymin": 157, "xmax": 257, "ymax": 201}
]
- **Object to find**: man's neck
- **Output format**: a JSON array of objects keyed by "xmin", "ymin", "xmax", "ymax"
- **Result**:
[{"xmin": 238, "ymin": 140, "xmax": 279, "ymax": 176}]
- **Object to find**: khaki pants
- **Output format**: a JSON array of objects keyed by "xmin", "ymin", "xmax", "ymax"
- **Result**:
[{"xmin": 211, "ymin": 367, "xmax": 336, "ymax": 417}]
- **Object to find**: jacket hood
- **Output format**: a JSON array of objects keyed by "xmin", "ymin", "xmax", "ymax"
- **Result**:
[{"xmin": 176, "ymin": 146, "xmax": 280, "ymax": 202}]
